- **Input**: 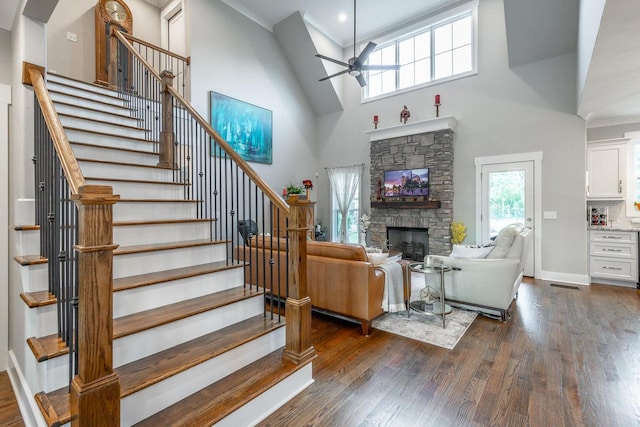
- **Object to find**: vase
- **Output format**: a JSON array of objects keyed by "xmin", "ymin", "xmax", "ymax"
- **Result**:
[{"xmin": 305, "ymin": 188, "xmax": 310, "ymax": 199}]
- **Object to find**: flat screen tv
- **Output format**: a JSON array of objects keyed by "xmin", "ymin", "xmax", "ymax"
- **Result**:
[{"xmin": 383, "ymin": 168, "xmax": 429, "ymax": 197}]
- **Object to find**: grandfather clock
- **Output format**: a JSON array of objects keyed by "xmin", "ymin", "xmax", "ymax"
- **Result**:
[{"xmin": 95, "ymin": 0, "xmax": 133, "ymax": 86}]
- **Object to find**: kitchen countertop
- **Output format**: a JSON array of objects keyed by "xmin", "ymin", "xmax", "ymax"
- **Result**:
[{"xmin": 588, "ymin": 225, "xmax": 640, "ymax": 232}]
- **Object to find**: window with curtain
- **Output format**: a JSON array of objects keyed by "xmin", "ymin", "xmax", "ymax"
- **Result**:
[{"xmin": 327, "ymin": 165, "xmax": 363, "ymax": 243}]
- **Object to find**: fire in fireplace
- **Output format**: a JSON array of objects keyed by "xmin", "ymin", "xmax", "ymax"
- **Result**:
[{"xmin": 386, "ymin": 227, "xmax": 428, "ymax": 261}]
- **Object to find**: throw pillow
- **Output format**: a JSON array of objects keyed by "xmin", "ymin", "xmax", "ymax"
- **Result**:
[
  {"xmin": 450, "ymin": 244, "xmax": 494, "ymax": 259},
  {"xmin": 485, "ymin": 224, "xmax": 522, "ymax": 259}
]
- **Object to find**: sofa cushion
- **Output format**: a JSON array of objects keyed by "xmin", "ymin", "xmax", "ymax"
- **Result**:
[
  {"xmin": 450, "ymin": 244, "xmax": 494, "ymax": 259},
  {"xmin": 307, "ymin": 241, "xmax": 368, "ymax": 261},
  {"xmin": 486, "ymin": 224, "xmax": 523, "ymax": 259}
]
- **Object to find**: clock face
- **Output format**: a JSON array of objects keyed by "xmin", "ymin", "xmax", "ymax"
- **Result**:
[{"xmin": 105, "ymin": 0, "xmax": 127, "ymax": 23}]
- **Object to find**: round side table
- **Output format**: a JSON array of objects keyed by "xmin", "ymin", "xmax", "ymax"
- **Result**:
[{"xmin": 408, "ymin": 262, "xmax": 452, "ymax": 328}]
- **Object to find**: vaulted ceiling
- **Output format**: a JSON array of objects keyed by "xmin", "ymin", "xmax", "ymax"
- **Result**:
[{"xmin": 2, "ymin": 0, "xmax": 639, "ymax": 124}]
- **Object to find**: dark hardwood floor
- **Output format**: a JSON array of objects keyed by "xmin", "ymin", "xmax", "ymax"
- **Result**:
[
  {"xmin": 2, "ymin": 278, "xmax": 638, "ymax": 426},
  {"xmin": 259, "ymin": 278, "xmax": 640, "ymax": 426}
]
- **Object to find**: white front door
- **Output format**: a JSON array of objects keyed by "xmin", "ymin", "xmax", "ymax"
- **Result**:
[{"xmin": 480, "ymin": 161, "xmax": 534, "ymax": 276}]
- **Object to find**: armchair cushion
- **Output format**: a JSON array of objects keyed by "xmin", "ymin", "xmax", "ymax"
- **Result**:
[
  {"xmin": 450, "ymin": 244, "xmax": 494, "ymax": 259},
  {"xmin": 486, "ymin": 223, "xmax": 523, "ymax": 259}
]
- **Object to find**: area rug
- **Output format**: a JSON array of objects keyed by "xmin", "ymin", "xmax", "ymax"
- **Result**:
[{"xmin": 371, "ymin": 272, "xmax": 478, "ymax": 349}]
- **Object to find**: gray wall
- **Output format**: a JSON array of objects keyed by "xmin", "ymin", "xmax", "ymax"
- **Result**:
[
  {"xmin": 0, "ymin": 29, "xmax": 11, "ymax": 85},
  {"xmin": 587, "ymin": 122, "xmax": 640, "ymax": 141},
  {"xmin": 47, "ymin": 0, "xmax": 161, "ymax": 82},
  {"xmin": 188, "ymin": 0, "xmax": 318, "ymax": 195},
  {"xmin": 314, "ymin": 0, "xmax": 587, "ymax": 279}
]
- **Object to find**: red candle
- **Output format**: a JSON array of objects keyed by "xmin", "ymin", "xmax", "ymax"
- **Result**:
[
  {"xmin": 373, "ymin": 115, "xmax": 379, "ymax": 122},
  {"xmin": 435, "ymin": 94, "xmax": 441, "ymax": 104}
]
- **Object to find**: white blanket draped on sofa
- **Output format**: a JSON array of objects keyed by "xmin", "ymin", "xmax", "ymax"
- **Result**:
[{"xmin": 376, "ymin": 261, "xmax": 405, "ymax": 312}]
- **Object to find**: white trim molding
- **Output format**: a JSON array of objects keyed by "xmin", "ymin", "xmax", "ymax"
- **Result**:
[
  {"xmin": 365, "ymin": 115, "xmax": 458, "ymax": 142},
  {"xmin": 474, "ymin": 151, "xmax": 543, "ymax": 279},
  {"xmin": 539, "ymin": 271, "xmax": 590, "ymax": 286},
  {"xmin": 1, "ymin": 83, "xmax": 10, "ymax": 372}
]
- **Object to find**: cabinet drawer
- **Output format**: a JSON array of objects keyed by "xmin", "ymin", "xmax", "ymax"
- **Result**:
[
  {"xmin": 590, "ymin": 257, "xmax": 638, "ymax": 282},
  {"xmin": 589, "ymin": 242, "xmax": 637, "ymax": 259},
  {"xmin": 590, "ymin": 230, "xmax": 637, "ymax": 244}
]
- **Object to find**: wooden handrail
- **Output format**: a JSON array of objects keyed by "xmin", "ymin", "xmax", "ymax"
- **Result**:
[
  {"xmin": 121, "ymin": 32, "xmax": 191, "ymax": 65},
  {"xmin": 166, "ymin": 85, "xmax": 290, "ymax": 214},
  {"xmin": 25, "ymin": 64, "xmax": 86, "ymax": 195}
]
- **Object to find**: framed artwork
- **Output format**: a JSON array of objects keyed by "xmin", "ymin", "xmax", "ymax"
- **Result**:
[{"xmin": 209, "ymin": 91, "xmax": 273, "ymax": 164}]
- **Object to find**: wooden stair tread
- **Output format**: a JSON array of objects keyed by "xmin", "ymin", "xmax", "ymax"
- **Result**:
[
  {"xmin": 85, "ymin": 176, "xmax": 188, "ymax": 186},
  {"xmin": 63, "ymin": 126, "xmax": 155, "ymax": 144},
  {"xmin": 113, "ymin": 286, "xmax": 263, "ymax": 339},
  {"xmin": 78, "ymin": 157, "xmax": 166, "ymax": 169},
  {"xmin": 14, "ymin": 224, "xmax": 40, "ymax": 231},
  {"xmin": 20, "ymin": 291, "xmax": 56, "ymax": 308},
  {"xmin": 27, "ymin": 286, "xmax": 263, "ymax": 361},
  {"xmin": 27, "ymin": 335, "xmax": 68, "ymax": 362},
  {"xmin": 13, "ymin": 255, "xmax": 47, "ymax": 266},
  {"xmin": 113, "ymin": 260, "xmax": 242, "ymax": 292},
  {"xmin": 57, "ymin": 112, "xmax": 144, "ymax": 132},
  {"xmin": 35, "ymin": 315, "xmax": 284, "ymax": 427},
  {"xmin": 114, "ymin": 239, "xmax": 224, "ymax": 256},
  {"xmin": 69, "ymin": 140, "xmax": 156, "ymax": 156},
  {"xmin": 114, "ymin": 218, "xmax": 215, "ymax": 227},
  {"xmin": 134, "ymin": 348, "xmax": 311, "ymax": 427}
]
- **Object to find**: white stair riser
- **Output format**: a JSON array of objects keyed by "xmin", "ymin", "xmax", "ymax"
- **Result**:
[
  {"xmin": 99, "ymin": 182, "xmax": 185, "ymax": 200},
  {"xmin": 114, "ymin": 222, "xmax": 212, "ymax": 247},
  {"xmin": 120, "ymin": 328, "xmax": 285, "ymax": 427},
  {"xmin": 47, "ymin": 74, "xmax": 122, "ymax": 98},
  {"xmin": 113, "ymin": 244, "xmax": 226, "ymax": 278},
  {"xmin": 113, "ymin": 268, "xmax": 244, "ymax": 318},
  {"xmin": 114, "ymin": 296, "xmax": 265, "ymax": 368},
  {"xmin": 48, "ymin": 86, "xmax": 126, "ymax": 109},
  {"xmin": 72, "ymin": 144, "xmax": 159, "ymax": 166},
  {"xmin": 14, "ymin": 229, "xmax": 40, "ymax": 256},
  {"xmin": 37, "ymin": 354, "xmax": 70, "ymax": 394},
  {"xmin": 50, "ymin": 91, "xmax": 130, "ymax": 114},
  {"xmin": 218, "ymin": 364, "xmax": 313, "ymax": 427},
  {"xmin": 114, "ymin": 202, "xmax": 199, "ymax": 222},
  {"xmin": 80, "ymin": 161, "xmax": 174, "ymax": 182},
  {"xmin": 60, "ymin": 116, "xmax": 147, "ymax": 139},
  {"xmin": 54, "ymin": 103, "xmax": 139, "ymax": 127},
  {"xmin": 28, "ymin": 304, "xmax": 58, "ymax": 339},
  {"xmin": 17, "ymin": 263, "xmax": 48, "ymax": 293},
  {"xmin": 66, "ymin": 129, "xmax": 155, "ymax": 152}
]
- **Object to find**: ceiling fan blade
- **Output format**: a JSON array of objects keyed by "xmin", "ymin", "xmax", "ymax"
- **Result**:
[
  {"xmin": 353, "ymin": 41, "xmax": 377, "ymax": 68},
  {"xmin": 319, "ymin": 68, "xmax": 349, "ymax": 81},
  {"xmin": 355, "ymin": 73, "xmax": 367, "ymax": 87},
  {"xmin": 361, "ymin": 64, "xmax": 400, "ymax": 71},
  {"xmin": 315, "ymin": 54, "xmax": 350, "ymax": 68}
]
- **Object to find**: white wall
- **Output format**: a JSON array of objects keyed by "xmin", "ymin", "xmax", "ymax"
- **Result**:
[
  {"xmin": 315, "ymin": 0, "xmax": 587, "ymax": 280},
  {"xmin": 0, "ymin": 29, "xmax": 11, "ymax": 85},
  {"xmin": 0, "ymin": 84, "xmax": 10, "ymax": 371},
  {"xmin": 188, "ymin": 0, "xmax": 318, "ymax": 194},
  {"xmin": 47, "ymin": 0, "xmax": 161, "ymax": 82}
]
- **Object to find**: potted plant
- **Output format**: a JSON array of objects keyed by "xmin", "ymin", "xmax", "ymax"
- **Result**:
[{"xmin": 285, "ymin": 183, "xmax": 305, "ymax": 198}]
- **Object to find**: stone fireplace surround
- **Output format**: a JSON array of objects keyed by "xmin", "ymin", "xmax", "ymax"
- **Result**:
[{"xmin": 366, "ymin": 117, "xmax": 457, "ymax": 257}]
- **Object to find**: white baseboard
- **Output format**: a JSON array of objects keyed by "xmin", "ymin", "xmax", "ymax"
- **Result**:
[
  {"xmin": 7, "ymin": 350, "xmax": 47, "ymax": 427},
  {"xmin": 539, "ymin": 270, "xmax": 590, "ymax": 286}
]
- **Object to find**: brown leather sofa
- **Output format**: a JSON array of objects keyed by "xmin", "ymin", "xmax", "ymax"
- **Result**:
[{"xmin": 235, "ymin": 237, "xmax": 393, "ymax": 335}]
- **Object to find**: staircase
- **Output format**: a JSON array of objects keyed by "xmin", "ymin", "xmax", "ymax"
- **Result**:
[{"xmin": 14, "ymin": 72, "xmax": 313, "ymax": 426}]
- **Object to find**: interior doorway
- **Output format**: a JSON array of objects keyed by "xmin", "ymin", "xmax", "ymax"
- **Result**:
[{"xmin": 475, "ymin": 152, "xmax": 542, "ymax": 278}]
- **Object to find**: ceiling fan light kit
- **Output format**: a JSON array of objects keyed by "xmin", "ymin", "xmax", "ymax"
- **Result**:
[{"xmin": 316, "ymin": 0, "xmax": 399, "ymax": 87}]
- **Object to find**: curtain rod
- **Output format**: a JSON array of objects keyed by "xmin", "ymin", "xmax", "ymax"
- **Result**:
[{"xmin": 324, "ymin": 163, "xmax": 365, "ymax": 170}]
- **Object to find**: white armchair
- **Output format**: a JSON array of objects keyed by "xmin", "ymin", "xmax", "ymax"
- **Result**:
[{"xmin": 428, "ymin": 224, "xmax": 532, "ymax": 320}]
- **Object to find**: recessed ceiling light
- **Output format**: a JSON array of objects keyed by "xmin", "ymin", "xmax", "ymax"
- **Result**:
[{"xmin": 338, "ymin": 13, "xmax": 347, "ymax": 22}]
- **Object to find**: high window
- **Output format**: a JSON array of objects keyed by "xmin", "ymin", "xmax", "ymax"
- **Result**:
[{"xmin": 365, "ymin": 8, "xmax": 476, "ymax": 100}]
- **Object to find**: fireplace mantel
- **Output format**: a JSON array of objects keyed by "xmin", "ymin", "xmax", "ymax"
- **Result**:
[{"xmin": 365, "ymin": 115, "xmax": 458, "ymax": 142}]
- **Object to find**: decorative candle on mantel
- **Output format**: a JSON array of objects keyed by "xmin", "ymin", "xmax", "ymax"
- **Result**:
[
  {"xmin": 373, "ymin": 115, "xmax": 379, "ymax": 129},
  {"xmin": 434, "ymin": 94, "xmax": 441, "ymax": 117},
  {"xmin": 435, "ymin": 94, "xmax": 441, "ymax": 105}
]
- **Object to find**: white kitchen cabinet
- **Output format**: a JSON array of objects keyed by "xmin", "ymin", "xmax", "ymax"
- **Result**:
[
  {"xmin": 586, "ymin": 140, "xmax": 628, "ymax": 200},
  {"xmin": 589, "ymin": 230, "xmax": 638, "ymax": 286}
]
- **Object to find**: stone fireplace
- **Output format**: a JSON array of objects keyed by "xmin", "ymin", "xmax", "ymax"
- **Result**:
[
  {"xmin": 386, "ymin": 226, "xmax": 429, "ymax": 261},
  {"xmin": 366, "ymin": 117, "xmax": 457, "ymax": 257}
]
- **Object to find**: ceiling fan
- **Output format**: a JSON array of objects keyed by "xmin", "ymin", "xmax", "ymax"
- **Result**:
[{"xmin": 316, "ymin": 0, "xmax": 399, "ymax": 87}]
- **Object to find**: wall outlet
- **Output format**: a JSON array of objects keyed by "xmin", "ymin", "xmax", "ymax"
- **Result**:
[
  {"xmin": 543, "ymin": 211, "xmax": 557, "ymax": 219},
  {"xmin": 66, "ymin": 32, "xmax": 78, "ymax": 42}
]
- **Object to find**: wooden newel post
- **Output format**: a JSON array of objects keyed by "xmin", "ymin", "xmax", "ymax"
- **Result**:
[
  {"xmin": 70, "ymin": 185, "xmax": 121, "ymax": 426},
  {"xmin": 158, "ymin": 70, "xmax": 175, "ymax": 169},
  {"xmin": 283, "ymin": 196, "xmax": 316, "ymax": 364},
  {"xmin": 108, "ymin": 29, "xmax": 119, "ymax": 88}
]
